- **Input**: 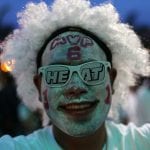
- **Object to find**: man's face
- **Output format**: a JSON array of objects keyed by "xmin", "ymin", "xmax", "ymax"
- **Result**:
[{"xmin": 40, "ymin": 31, "xmax": 112, "ymax": 137}]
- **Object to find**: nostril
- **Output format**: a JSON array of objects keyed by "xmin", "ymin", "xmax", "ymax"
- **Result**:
[
  {"xmin": 79, "ymin": 89, "xmax": 87, "ymax": 94},
  {"xmin": 64, "ymin": 87, "xmax": 87, "ymax": 99}
]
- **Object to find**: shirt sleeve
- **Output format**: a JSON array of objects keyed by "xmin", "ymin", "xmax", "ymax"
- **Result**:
[
  {"xmin": 0, "ymin": 134, "xmax": 31, "ymax": 150},
  {"xmin": 0, "ymin": 135, "xmax": 16, "ymax": 150}
]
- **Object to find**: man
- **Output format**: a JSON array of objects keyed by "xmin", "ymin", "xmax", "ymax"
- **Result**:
[{"xmin": 0, "ymin": 0, "xmax": 149, "ymax": 149}]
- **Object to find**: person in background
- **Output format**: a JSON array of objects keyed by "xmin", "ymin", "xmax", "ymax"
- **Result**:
[
  {"xmin": 0, "ymin": 44, "xmax": 41, "ymax": 136},
  {"xmin": 124, "ymin": 76, "xmax": 150, "ymax": 126},
  {"xmin": 0, "ymin": 44, "xmax": 21, "ymax": 136},
  {"xmin": 0, "ymin": 0, "xmax": 149, "ymax": 149}
]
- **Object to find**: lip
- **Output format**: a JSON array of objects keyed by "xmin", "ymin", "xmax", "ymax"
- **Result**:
[{"xmin": 58, "ymin": 101, "xmax": 99, "ymax": 120}]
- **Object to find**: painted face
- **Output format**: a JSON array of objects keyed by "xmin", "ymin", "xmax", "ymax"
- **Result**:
[{"xmin": 41, "ymin": 31, "xmax": 112, "ymax": 137}]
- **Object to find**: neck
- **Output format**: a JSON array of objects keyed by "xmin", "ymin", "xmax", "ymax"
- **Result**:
[{"xmin": 53, "ymin": 123, "xmax": 107, "ymax": 150}]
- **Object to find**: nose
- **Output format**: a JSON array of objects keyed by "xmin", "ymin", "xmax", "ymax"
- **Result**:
[
  {"xmin": 64, "ymin": 86, "xmax": 87, "ymax": 99},
  {"xmin": 64, "ymin": 72, "xmax": 87, "ymax": 99}
]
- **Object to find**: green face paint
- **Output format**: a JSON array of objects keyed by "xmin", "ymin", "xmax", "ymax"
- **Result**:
[{"xmin": 41, "ymin": 31, "xmax": 112, "ymax": 137}]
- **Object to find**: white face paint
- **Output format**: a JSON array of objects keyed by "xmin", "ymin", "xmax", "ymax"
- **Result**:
[{"xmin": 41, "ymin": 31, "xmax": 112, "ymax": 137}]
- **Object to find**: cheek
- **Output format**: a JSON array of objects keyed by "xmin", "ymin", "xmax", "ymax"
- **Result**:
[
  {"xmin": 94, "ymin": 84, "xmax": 111, "ymax": 104},
  {"xmin": 42, "ymin": 86, "xmax": 64, "ymax": 109},
  {"xmin": 42, "ymin": 89, "xmax": 49, "ymax": 110},
  {"xmin": 104, "ymin": 85, "xmax": 111, "ymax": 104}
]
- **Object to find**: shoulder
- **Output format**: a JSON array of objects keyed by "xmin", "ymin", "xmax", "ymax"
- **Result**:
[
  {"xmin": 105, "ymin": 121, "xmax": 150, "ymax": 149},
  {"xmin": 0, "ymin": 135, "xmax": 16, "ymax": 150},
  {"xmin": 0, "ymin": 127, "xmax": 53, "ymax": 150}
]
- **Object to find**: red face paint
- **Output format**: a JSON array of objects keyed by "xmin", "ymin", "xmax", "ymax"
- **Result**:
[
  {"xmin": 50, "ymin": 37, "xmax": 67, "ymax": 50},
  {"xmin": 43, "ymin": 89, "xmax": 49, "ymax": 110},
  {"xmin": 67, "ymin": 46, "xmax": 81, "ymax": 60},
  {"xmin": 105, "ymin": 85, "xmax": 111, "ymax": 104},
  {"xmin": 49, "ymin": 33, "xmax": 94, "ymax": 51},
  {"xmin": 80, "ymin": 37, "xmax": 93, "ymax": 47},
  {"xmin": 67, "ymin": 35, "xmax": 80, "ymax": 45}
]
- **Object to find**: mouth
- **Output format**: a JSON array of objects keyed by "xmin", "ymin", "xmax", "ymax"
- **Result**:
[{"xmin": 58, "ymin": 101, "xmax": 99, "ymax": 119}]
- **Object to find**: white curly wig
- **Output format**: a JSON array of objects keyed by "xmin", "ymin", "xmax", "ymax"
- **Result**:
[{"xmin": 1, "ymin": 0, "xmax": 149, "ymax": 126}]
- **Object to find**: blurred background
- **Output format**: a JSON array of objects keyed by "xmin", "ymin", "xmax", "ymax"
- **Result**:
[{"xmin": 0, "ymin": 0, "xmax": 150, "ymax": 137}]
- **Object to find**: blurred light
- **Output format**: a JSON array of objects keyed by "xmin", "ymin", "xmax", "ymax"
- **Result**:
[{"xmin": 0, "ymin": 59, "xmax": 15, "ymax": 72}]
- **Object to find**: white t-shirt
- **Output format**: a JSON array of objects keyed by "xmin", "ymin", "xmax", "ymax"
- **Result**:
[{"xmin": 0, "ymin": 121, "xmax": 150, "ymax": 150}]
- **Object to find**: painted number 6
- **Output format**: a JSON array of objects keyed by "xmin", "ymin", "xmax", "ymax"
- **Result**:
[{"xmin": 67, "ymin": 46, "xmax": 81, "ymax": 60}]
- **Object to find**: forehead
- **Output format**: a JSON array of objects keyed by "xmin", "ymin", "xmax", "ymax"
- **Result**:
[{"xmin": 42, "ymin": 31, "xmax": 107, "ymax": 65}]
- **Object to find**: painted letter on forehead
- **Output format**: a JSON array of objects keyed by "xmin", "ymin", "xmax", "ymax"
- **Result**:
[
  {"xmin": 49, "ymin": 31, "xmax": 94, "ymax": 51},
  {"xmin": 105, "ymin": 85, "xmax": 111, "ymax": 104},
  {"xmin": 81, "ymin": 37, "xmax": 93, "ymax": 48},
  {"xmin": 50, "ymin": 37, "xmax": 67, "ymax": 50},
  {"xmin": 67, "ymin": 35, "xmax": 81, "ymax": 45}
]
